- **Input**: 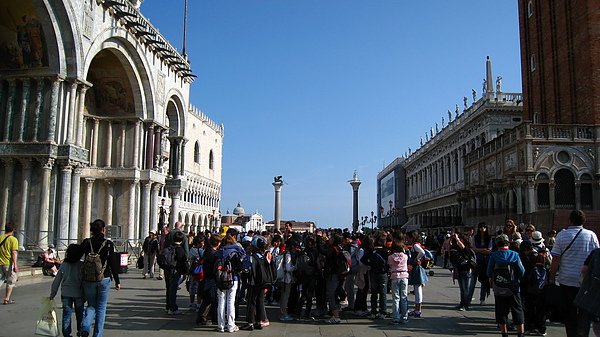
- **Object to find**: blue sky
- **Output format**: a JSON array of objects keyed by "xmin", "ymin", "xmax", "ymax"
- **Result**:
[{"xmin": 141, "ymin": 1, "xmax": 522, "ymax": 228}]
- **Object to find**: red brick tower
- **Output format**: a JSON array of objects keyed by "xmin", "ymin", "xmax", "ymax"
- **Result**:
[{"xmin": 518, "ymin": 0, "xmax": 600, "ymax": 124}]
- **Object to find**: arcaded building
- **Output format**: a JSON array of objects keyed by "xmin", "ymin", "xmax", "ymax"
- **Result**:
[
  {"xmin": 459, "ymin": 0, "xmax": 600, "ymax": 233},
  {"xmin": 0, "ymin": 0, "xmax": 223, "ymax": 249},
  {"xmin": 403, "ymin": 58, "xmax": 523, "ymax": 229}
]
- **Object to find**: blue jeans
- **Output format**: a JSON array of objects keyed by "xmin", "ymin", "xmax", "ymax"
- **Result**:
[
  {"xmin": 369, "ymin": 272, "xmax": 387, "ymax": 314},
  {"xmin": 82, "ymin": 277, "xmax": 111, "ymax": 337},
  {"xmin": 390, "ymin": 278, "xmax": 408, "ymax": 321},
  {"xmin": 457, "ymin": 270, "xmax": 475, "ymax": 308},
  {"xmin": 61, "ymin": 296, "xmax": 84, "ymax": 337},
  {"xmin": 164, "ymin": 269, "xmax": 181, "ymax": 311}
]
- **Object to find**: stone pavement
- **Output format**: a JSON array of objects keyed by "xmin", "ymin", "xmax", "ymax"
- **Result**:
[{"xmin": 3, "ymin": 267, "xmax": 566, "ymax": 337}]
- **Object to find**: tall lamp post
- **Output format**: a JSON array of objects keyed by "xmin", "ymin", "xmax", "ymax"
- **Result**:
[
  {"xmin": 366, "ymin": 211, "xmax": 377, "ymax": 232},
  {"xmin": 349, "ymin": 171, "xmax": 361, "ymax": 233}
]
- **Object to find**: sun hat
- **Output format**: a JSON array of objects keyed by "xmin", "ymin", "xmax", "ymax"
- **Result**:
[{"xmin": 531, "ymin": 231, "xmax": 544, "ymax": 244}]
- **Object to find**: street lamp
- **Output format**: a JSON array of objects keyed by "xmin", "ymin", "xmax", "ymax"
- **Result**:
[{"xmin": 366, "ymin": 211, "xmax": 377, "ymax": 231}]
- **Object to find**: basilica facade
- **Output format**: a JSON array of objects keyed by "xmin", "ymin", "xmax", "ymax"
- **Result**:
[{"xmin": 0, "ymin": 0, "xmax": 223, "ymax": 249}]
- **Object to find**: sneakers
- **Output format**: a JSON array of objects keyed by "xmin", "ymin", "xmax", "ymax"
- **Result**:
[
  {"xmin": 227, "ymin": 326, "xmax": 239, "ymax": 333},
  {"xmin": 327, "ymin": 317, "xmax": 342, "ymax": 324},
  {"xmin": 376, "ymin": 313, "xmax": 386, "ymax": 319},
  {"xmin": 260, "ymin": 320, "xmax": 270, "ymax": 327},
  {"xmin": 216, "ymin": 327, "xmax": 225, "ymax": 333},
  {"xmin": 167, "ymin": 310, "xmax": 184, "ymax": 315},
  {"xmin": 280, "ymin": 315, "xmax": 294, "ymax": 321},
  {"xmin": 391, "ymin": 319, "xmax": 400, "ymax": 325},
  {"xmin": 408, "ymin": 310, "xmax": 421, "ymax": 318}
]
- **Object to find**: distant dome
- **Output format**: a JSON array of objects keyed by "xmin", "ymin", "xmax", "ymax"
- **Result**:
[{"xmin": 233, "ymin": 203, "xmax": 245, "ymax": 216}]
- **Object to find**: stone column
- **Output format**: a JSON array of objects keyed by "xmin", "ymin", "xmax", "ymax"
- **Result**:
[
  {"xmin": 133, "ymin": 120, "xmax": 141, "ymax": 169},
  {"xmin": 38, "ymin": 159, "xmax": 54, "ymax": 247},
  {"xmin": 105, "ymin": 122, "xmax": 113, "ymax": 167},
  {"xmin": 17, "ymin": 78, "xmax": 30, "ymax": 142},
  {"xmin": 150, "ymin": 184, "xmax": 161, "ymax": 232},
  {"xmin": 66, "ymin": 81, "xmax": 78, "ymax": 144},
  {"xmin": 0, "ymin": 159, "xmax": 14, "ymax": 228},
  {"xmin": 273, "ymin": 181, "xmax": 283, "ymax": 232},
  {"xmin": 146, "ymin": 124, "xmax": 155, "ymax": 169},
  {"xmin": 119, "ymin": 122, "xmax": 126, "ymax": 168},
  {"xmin": 68, "ymin": 167, "xmax": 82, "ymax": 244},
  {"xmin": 527, "ymin": 179, "xmax": 536, "ymax": 214},
  {"xmin": 575, "ymin": 182, "xmax": 582, "ymax": 210},
  {"xmin": 57, "ymin": 163, "xmax": 73, "ymax": 248},
  {"xmin": 349, "ymin": 174, "xmax": 361, "ymax": 233},
  {"xmin": 127, "ymin": 180, "xmax": 138, "ymax": 242},
  {"xmin": 140, "ymin": 181, "xmax": 151, "ymax": 237},
  {"xmin": 91, "ymin": 119, "xmax": 99, "ymax": 166},
  {"xmin": 170, "ymin": 190, "xmax": 181, "ymax": 227},
  {"xmin": 179, "ymin": 139, "xmax": 187, "ymax": 176},
  {"xmin": 105, "ymin": 179, "xmax": 114, "ymax": 226},
  {"xmin": 18, "ymin": 159, "xmax": 32, "ymax": 249},
  {"xmin": 516, "ymin": 184, "xmax": 523, "ymax": 215},
  {"xmin": 82, "ymin": 178, "xmax": 95, "ymax": 240},
  {"xmin": 31, "ymin": 78, "xmax": 44, "ymax": 142},
  {"xmin": 549, "ymin": 181, "xmax": 556, "ymax": 210},
  {"xmin": 76, "ymin": 85, "xmax": 89, "ymax": 147},
  {"xmin": 3, "ymin": 79, "xmax": 16, "ymax": 141},
  {"xmin": 47, "ymin": 76, "xmax": 64, "ymax": 142},
  {"xmin": 153, "ymin": 128, "xmax": 161, "ymax": 168}
]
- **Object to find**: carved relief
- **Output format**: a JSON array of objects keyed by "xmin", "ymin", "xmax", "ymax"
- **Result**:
[
  {"xmin": 485, "ymin": 161, "xmax": 496, "ymax": 178},
  {"xmin": 505, "ymin": 152, "xmax": 516, "ymax": 171},
  {"xmin": 157, "ymin": 73, "xmax": 165, "ymax": 107},
  {"xmin": 94, "ymin": 80, "xmax": 133, "ymax": 114},
  {"xmin": 470, "ymin": 168, "xmax": 479, "ymax": 184}
]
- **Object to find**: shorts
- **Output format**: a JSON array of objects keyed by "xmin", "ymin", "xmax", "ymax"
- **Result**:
[
  {"xmin": 494, "ymin": 293, "xmax": 524, "ymax": 325},
  {"xmin": 0, "ymin": 265, "xmax": 18, "ymax": 288}
]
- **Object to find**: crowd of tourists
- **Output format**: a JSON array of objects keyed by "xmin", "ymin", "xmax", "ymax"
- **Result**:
[{"xmin": 133, "ymin": 210, "xmax": 600, "ymax": 337}]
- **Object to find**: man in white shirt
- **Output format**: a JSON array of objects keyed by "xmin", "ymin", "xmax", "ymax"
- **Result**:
[{"xmin": 549, "ymin": 210, "xmax": 599, "ymax": 337}]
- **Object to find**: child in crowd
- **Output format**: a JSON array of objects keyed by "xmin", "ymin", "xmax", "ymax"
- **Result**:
[{"xmin": 50, "ymin": 243, "xmax": 85, "ymax": 337}]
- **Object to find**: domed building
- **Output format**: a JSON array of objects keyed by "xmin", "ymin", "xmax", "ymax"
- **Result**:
[{"xmin": 221, "ymin": 203, "xmax": 265, "ymax": 233}]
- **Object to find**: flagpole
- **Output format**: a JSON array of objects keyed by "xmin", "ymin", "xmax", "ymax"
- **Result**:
[{"xmin": 182, "ymin": 0, "xmax": 188, "ymax": 59}]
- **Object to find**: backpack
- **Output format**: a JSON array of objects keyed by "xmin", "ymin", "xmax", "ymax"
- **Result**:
[
  {"xmin": 81, "ymin": 239, "xmax": 108, "ymax": 282},
  {"xmin": 492, "ymin": 263, "xmax": 516, "ymax": 297},
  {"xmin": 157, "ymin": 246, "xmax": 177, "ymax": 270},
  {"xmin": 336, "ymin": 247, "xmax": 352, "ymax": 276},
  {"xmin": 369, "ymin": 250, "xmax": 388, "ymax": 274},
  {"xmin": 452, "ymin": 248, "xmax": 477, "ymax": 271},
  {"xmin": 349, "ymin": 243, "xmax": 361, "ymax": 273},
  {"xmin": 253, "ymin": 253, "xmax": 276, "ymax": 287},
  {"xmin": 527, "ymin": 250, "xmax": 548, "ymax": 293},
  {"xmin": 215, "ymin": 254, "xmax": 236, "ymax": 290},
  {"xmin": 190, "ymin": 248, "xmax": 205, "ymax": 282},
  {"xmin": 294, "ymin": 250, "xmax": 315, "ymax": 279},
  {"xmin": 422, "ymin": 248, "xmax": 434, "ymax": 264},
  {"xmin": 274, "ymin": 253, "xmax": 285, "ymax": 281}
]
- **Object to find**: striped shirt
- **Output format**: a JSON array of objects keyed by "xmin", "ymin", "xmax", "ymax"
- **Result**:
[{"xmin": 551, "ymin": 226, "xmax": 599, "ymax": 287}]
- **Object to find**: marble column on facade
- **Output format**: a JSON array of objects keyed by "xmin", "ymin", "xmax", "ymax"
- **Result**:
[
  {"xmin": 145, "ymin": 124, "xmax": 155, "ymax": 169},
  {"xmin": 66, "ymin": 81, "xmax": 78, "ymax": 144},
  {"xmin": 575, "ymin": 182, "xmax": 582, "ymax": 210},
  {"xmin": 179, "ymin": 139, "xmax": 187, "ymax": 176},
  {"xmin": 68, "ymin": 167, "xmax": 81, "ymax": 244},
  {"xmin": 153, "ymin": 128, "xmax": 161, "ymax": 168},
  {"xmin": 140, "ymin": 181, "xmax": 151, "ymax": 239},
  {"xmin": 526, "ymin": 179, "xmax": 536, "ymax": 214},
  {"xmin": 170, "ymin": 192, "xmax": 181, "ymax": 228},
  {"xmin": 119, "ymin": 122, "xmax": 126, "ymax": 168},
  {"xmin": 57, "ymin": 163, "xmax": 73, "ymax": 248},
  {"xmin": 31, "ymin": 78, "xmax": 44, "ymax": 142},
  {"xmin": 105, "ymin": 122, "xmax": 113, "ymax": 167},
  {"xmin": 0, "ymin": 159, "xmax": 15, "ymax": 229},
  {"xmin": 105, "ymin": 179, "xmax": 114, "ymax": 226},
  {"xmin": 82, "ymin": 178, "xmax": 95, "ymax": 240},
  {"xmin": 150, "ymin": 184, "xmax": 160, "ymax": 232},
  {"xmin": 516, "ymin": 184, "xmax": 523, "ymax": 215},
  {"xmin": 91, "ymin": 119, "xmax": 99, "ymax": 166},
  {"xmin": 17, "ymin": 78, "xmax": 30, "ymax": 142},
  {"xmin": 38, "ymin": 159, "xmax": 54, "ymax": 247},
  {"xmin": 76, "ymin": 84, "xmax": 89, "ymax": 147},
  {"xmin": 548, "ymin": 181, "xmax": 556, "ymax": 210},
  {"xmin": 133, "ymin": 121, "xmax": 140, "ymax": 169},
  {"xmin": 127, "ymin": 180, "xmax": 138, "ymax": 242},
  {"xmin": 47, "ymin": 76, "xmax": 64, "ymax": 142},
  {"xmin": 3, "ymin": 80, "xmax": 17, "ymax": 141},
  {"xmin": 18, "ymin": 159, "xmax": 32, "ymax": 249}
]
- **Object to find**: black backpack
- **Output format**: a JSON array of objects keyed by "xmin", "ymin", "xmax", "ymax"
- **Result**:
[
  {"xmin": 157, "ymin": 246, "xmax": 177, "ymax": 269},
  {"xmin": 527, "ymin": 250, "xmax": 548, "ymax": 293},
  {"xmin": 215, "ymin": 254, "xmax": 235, "ymax": 290},
  {"xmin": 492, "ymin": 263, "xmax": 516, "ymax": 297},
  {"xmin": 369, "ymin": 250, "xmax": 388, "ymax": 274},
  {"xmin": 253, "ymin": 253, "xmax": 276, "ymax": 287}
]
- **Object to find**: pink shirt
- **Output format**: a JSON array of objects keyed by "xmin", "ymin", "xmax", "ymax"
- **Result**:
[{"xmin": 388, "ymin": 252, "xmax": 409, "ymax": 280}]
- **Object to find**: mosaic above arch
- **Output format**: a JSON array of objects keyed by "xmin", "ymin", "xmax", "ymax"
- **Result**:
[{"xmin": 0, "ymin": 0, "xmax": 48, "ymax": 69}]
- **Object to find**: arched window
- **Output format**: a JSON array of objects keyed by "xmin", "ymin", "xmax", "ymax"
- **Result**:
[
  {"xmin": 536, "ymin": 173, "xmax": 550, "ymax": 209},
  {"xmin": 555, "ymin": 169, "xmax": 575, "ymax": 208},
  {"xmin": 581, "ymin": 173, "xmax": 593, "ymax": 209},
  {"xmin": 209, "ymin": 150, "xmax": 214, "ymax": 170},
  {"xmin": 194, "ymin": 142, "xmax": 200, "ymax": 164}
]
